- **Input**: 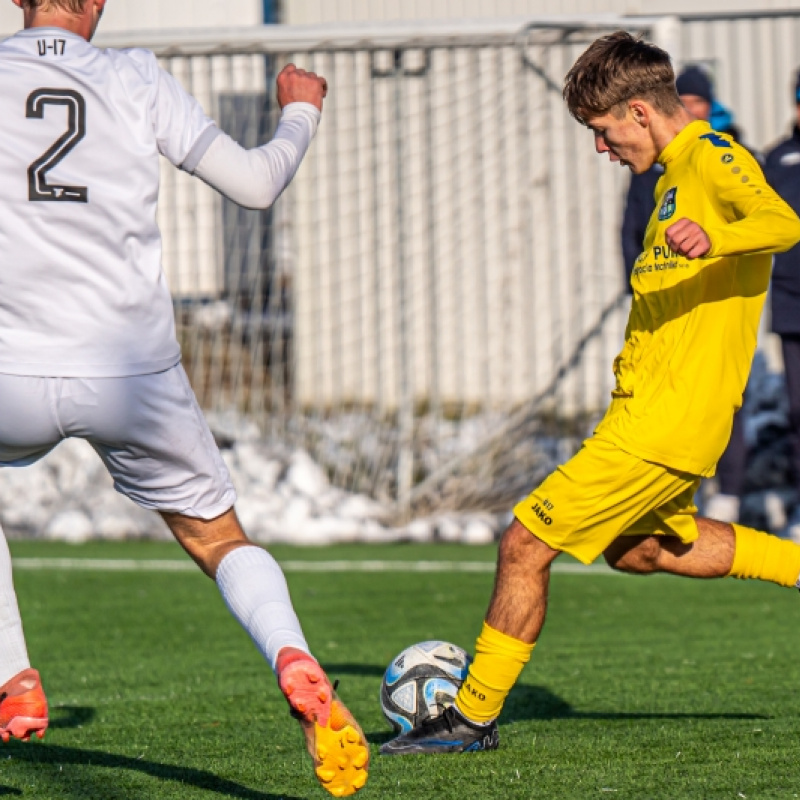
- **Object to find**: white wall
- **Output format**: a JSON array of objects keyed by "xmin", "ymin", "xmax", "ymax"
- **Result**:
[
  {"xmin": 0, "ymin": 4, "xmax": 19, "ymax": 34},
  {"xmin": 0, "ymin": 0, "xmax": 261, "ymax": 37},
  {"xmin": 4, "ymin": 0, "xmax": 798, "ymax": 35},
  {"xmin": 283, "ymin": 0, "xmax": 800, "ymax": 24}
]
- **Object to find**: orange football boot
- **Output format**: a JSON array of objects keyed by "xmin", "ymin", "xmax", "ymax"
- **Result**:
[
  {"xmin": 0, "ymin": 668, "xmax": 48, "ymax": 743},
  {"xmin": 276, "ymin": 648, "xmax": 369, "ymax": 797}
]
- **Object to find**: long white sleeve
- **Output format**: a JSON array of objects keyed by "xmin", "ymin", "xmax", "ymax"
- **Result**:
[{"xmin": 188, "ymin": 102, "xmax": 321, "ymax": 210}]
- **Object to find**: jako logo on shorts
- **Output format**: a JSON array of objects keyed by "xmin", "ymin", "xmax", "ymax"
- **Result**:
[{"xmin": 531, "ymin": 503, "xmax": 553, "ymax": 526}]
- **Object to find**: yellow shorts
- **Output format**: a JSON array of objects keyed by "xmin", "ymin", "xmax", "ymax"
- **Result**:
[{"xmin": 513, "ymin": 436, "xmax": 700, "ymax": 564}]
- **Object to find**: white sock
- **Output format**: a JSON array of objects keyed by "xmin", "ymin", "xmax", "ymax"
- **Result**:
[
  {"xmin": 0, "ymin": 525, "xmax": 30, "ymax": 686},
  {"xmin": 215, "ymin": 545, "xmax": 310, "ymax": 672}
]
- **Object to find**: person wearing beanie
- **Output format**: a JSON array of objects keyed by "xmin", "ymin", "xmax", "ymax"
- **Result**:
[
  {"xmin": 620, "ymin": 64, "xmax": 752, "ymax": 526},
  {"xmin": 765, "ymin": 69, "xmax": 800, "ymax": 541},
  {"xmin": 675, "ymin": 64, "xmax": 713, "ymax": 116}
]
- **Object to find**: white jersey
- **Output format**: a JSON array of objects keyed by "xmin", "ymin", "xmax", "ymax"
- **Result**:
[{"xmin": 0, "ymin": 28, "xmax": 217, "ymax": 377}]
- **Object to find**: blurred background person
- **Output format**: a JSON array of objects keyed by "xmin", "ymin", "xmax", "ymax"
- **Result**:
[
  {"xmin": 765, "ymin": 69, "xmax": 800, "ymax": 540},
  {"xmin": 620, "ymin": 64, "xmax": 752, "ymax": 524}
]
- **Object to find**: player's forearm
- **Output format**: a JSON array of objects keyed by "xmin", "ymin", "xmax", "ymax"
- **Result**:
[
  {"xmin": 189, "ymin": 102, "xmax": 321, "ymax": 210},
  {"xmin": 700, "ymin": 144, "xmax": 800, "ymax": 258},
  {"xmin": 706, "ymin": 202, "xmax": 800, "ymax": 257}
]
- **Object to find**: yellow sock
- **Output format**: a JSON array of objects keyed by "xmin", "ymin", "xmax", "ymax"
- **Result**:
[
  {"xmin": 729, "ymin": 523, "xmax": 800, "ymax": 588},
  {"xmin": 455, "ymin": 621, "xmax": 534, "ymax": 723}
]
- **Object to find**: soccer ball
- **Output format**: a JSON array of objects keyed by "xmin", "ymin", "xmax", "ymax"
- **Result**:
[{"xmin": 380, "ymin": 640, "xmax": 471, "ymax": 734}]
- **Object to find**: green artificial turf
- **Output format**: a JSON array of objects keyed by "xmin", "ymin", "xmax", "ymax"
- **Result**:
[{"xmin": 0, "ymin": 540, "xmax": 798, "ymax": 799}]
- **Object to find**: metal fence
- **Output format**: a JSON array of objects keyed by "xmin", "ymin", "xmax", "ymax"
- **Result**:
[{"xmin": 95, "ymin": 12, "xmax": 800, "ymax": 517}]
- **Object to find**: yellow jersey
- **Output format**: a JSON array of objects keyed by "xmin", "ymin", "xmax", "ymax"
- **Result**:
[{"xmin": 596, "ymin": 120, "xmax": 800, "ymax": 476}]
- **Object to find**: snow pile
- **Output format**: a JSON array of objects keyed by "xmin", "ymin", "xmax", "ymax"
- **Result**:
[
  {"xmin": 0, "ymin": 439, "xmax": 164, "ymax": 543},
  {"xmin": 2, "ymin": 348, "xmax": 791, "ymax": 544},
  {"xmin": 0, "ymin": 432, "xmax": 503, "ymax": 545}
]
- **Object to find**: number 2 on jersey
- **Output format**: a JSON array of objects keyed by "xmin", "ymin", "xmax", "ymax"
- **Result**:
[{"xmin": 26, "ymin": 88, "xmax": 88, "ymax": 203}]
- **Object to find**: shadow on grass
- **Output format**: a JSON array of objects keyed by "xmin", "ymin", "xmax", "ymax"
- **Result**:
[
  {"xmin": 5, "ymin": 741, "xmax": 303, "ymax": 800},
  {"xmin": 366, "ymin": 728, "xmax": 396, "ymax": 746},
  {"xmin": 49, "ymin": 706, "xmax": 95, "ymax": 730},
  {"xmin": 502, "ymin": 685, "xmax": 771, "ymax": 723},
  {"xmin": 0, "ymin": 789, "xmax": 21, "ymax": 796},
  {"xmin": 365, "ymin": 683, "xmax": 771, "ymax": 746},
  {"xmin": 321, "ymin": 663, "xmax": 385, "ymax": 679}
]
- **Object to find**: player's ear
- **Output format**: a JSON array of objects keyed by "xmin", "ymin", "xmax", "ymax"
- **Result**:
[
  {"xmin": 628, "ymin": 100, "xmax": 651, "ymax": 128},
  {"xmin": 11, "ymin": 0, "xmax": 24, "ymax": 10}
]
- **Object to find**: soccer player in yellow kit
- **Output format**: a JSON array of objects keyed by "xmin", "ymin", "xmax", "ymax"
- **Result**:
[{"xmin": 381, "ymin": 30, "xmax": 800, "ymax": 756}]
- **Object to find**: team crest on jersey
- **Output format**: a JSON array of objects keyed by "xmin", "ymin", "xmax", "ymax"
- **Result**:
[{"xmin": 658, "ymin": 187, "xmax": 677, "ymax": 221}]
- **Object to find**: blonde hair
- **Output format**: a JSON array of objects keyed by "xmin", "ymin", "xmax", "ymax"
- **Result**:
[
  {"xmin": 563, "ymin": 30, "xmax": 681, "ymax": 124},
  {"xmin": 22, "ymin": 0, "xmax": 87, "ymax": 13}
]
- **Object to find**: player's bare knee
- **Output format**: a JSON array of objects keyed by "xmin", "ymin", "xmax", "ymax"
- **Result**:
[
  {"xmin": 162, "ymin": 507, "xmax": 249, "ymax": 578},
  {"xmin": 604, "ymin": 536, "xmax": 661, "ymax": 574}
]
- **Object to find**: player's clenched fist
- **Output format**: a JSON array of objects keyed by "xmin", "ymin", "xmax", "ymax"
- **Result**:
[
  {"xmin": 276, "ymin": 64, "xmax": 328, "ymax": 111},
  {"xmin": 665, "ymin": 217, "xmax": 712, "ymax": 260}
]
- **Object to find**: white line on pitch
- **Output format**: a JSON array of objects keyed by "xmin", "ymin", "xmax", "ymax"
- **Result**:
[
  {"xmin": 12, "ymin": 558, "xmax": 196, "ymax": 572},
  {"xmin": 9, "ymin": 557, "xmax": 616, "ymax": 575}
]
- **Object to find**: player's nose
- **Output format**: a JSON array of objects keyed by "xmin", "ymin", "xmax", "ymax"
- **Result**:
[{"xmin": 594, "ymin": 133, "xmax": 609, "ymax": 154}]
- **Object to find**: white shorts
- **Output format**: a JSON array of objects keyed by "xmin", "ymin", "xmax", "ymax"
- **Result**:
[{"xmin": 0, "ymin": 364, "xmax": 236, "ymax": 519}]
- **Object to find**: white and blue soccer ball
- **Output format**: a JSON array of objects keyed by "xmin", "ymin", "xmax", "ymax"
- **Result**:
[{"xmin": 380, "ymin": 640, "xmax": 471, "ymax": 733}]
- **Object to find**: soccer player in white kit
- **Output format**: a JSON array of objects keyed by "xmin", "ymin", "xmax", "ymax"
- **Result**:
[{"xmin": 0, "ymin": 0, "xmax": 369, "ymax": 795}]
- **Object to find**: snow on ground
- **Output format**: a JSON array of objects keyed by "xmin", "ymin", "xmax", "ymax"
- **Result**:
[
  {"xmin": 0, "ymin": 428, "xmax": 504, "ymax": 546},
  {"xmin": 0, "ymin": 351, "xmax": 793, "ymax": 544}
]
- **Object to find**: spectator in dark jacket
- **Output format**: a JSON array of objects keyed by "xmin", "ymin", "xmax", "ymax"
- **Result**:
[
  {"xmin": 765, "ymin": 70, "xmax": 800, "ymax": 539},
  {"xmin": 620, "ymin": 65, "xmax": 751, "ymax": 524}
]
